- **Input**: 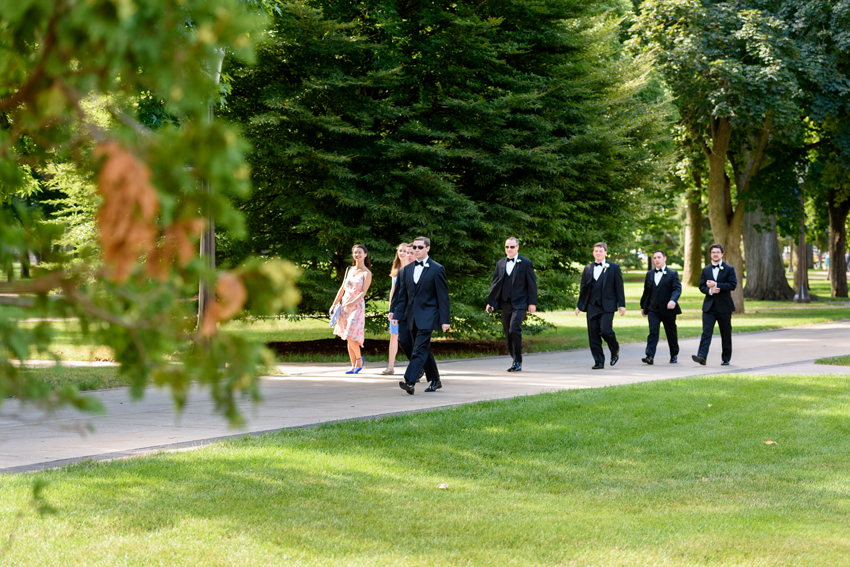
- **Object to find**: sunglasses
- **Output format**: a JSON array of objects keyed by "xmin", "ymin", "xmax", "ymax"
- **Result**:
[
  {"xmin": 411, "ymin": 245, "xmax": 427, "ymax": 250},
  {"xmin": 505, "ymin": 245, "xmax": 517, "ymax": 249}
]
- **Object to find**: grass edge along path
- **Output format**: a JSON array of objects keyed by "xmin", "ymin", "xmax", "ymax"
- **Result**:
[
  {"xmin": 2, "ymin": 372, "xmax": 850, "ymax": 566},
  {"xmin": 815, "ymin": 355, "xmax": 850, "ymax": 366}
]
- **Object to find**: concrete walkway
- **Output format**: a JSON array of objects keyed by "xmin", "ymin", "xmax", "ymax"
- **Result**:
[{"xmin": 2, "ymin": 320, "xmax": 850, "ymax": 473}]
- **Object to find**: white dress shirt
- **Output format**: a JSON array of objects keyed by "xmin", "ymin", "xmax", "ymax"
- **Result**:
[
  {"xmin": 593, "ymin": 263, "xmax": 603, "ymax": 281},
  {"xmin": 413, "ymin": 256, "xmax": 429, "ymax": 284},
  {"xmin": 506, "ymin": 257, "xmax": 516, "ymax": 276},
  {"xmin": 654, "ymin": 266, "xmax": 665, "ymax": 286},
  {"xmin": 711, "ymin": 263, "xmax": 720, "ymax": 293}
]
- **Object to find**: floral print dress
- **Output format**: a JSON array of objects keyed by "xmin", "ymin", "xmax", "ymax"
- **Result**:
[{"xmin": 334, "ymin": 270, "xmax": 365, "ymax": 346}]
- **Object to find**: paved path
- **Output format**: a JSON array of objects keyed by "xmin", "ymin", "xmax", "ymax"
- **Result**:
[{"xmin": 3, "ymin": 320, "xmax": 850, "ymax": 473}]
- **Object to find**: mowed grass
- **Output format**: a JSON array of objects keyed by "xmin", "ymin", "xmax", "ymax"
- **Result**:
[
  {"xmin": 816, "ymin": 355, "xmax": 850, "ymax": 366},
  {"xmin": 11, "ymin": 365, "xmax": 129, "ymax": 392},
  {"xmin": 2, "ymin": 373, "xmax": 850, "ymax": 566},
  {"xmin": 4, "ymin": 272, "xmax": 848, "ymax": 364}
]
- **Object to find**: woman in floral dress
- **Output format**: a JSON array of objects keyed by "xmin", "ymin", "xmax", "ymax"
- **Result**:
[{"xmin": 332, "ymin": 245, "xmax": 372, "ymax": 373}]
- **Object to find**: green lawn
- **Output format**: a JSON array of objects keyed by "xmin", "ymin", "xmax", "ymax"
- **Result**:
[
  {"xmin": 11, "ymin": 365, "xmax": 130, "ymax": 392},
  {"xmin": 3, "ymin": 373, "xmax": 850, "ymax": 566},
  {"xmin": 815, "ymin": 355, "xmax": 850, "ymax": 366}
]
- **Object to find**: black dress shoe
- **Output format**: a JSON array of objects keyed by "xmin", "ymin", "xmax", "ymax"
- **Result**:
[
  {"xmin": 424, "ymin": 380, "xmax": 442, "ymax": 392},
  {"xmin": 692, "ymin": 355, "xmax": 706, "ymax": 365},
  {"xmin": 592, "ymin": 362, "xmax": 604, "ymax": 370},
  {"xmin": 721, "ymin": 360, "xmax": 730, "ymax": 366},
  {"xmin": 670, "ymin": 355, "xmax": 677, "ymax": 364},
  {"xmin": 641, "ymin": 357, "xmax": 654, "ymax": 365},
  {"xmin": 610, "ymin": 350, "xmax": 619, "ymax": 366},
  {"xmin": 507, "ymin": 362, "xmax": 522, "ymax": 372},
  {"xmin": 398, "ymin": 381, "xmax": 415, "ymax": 395}
]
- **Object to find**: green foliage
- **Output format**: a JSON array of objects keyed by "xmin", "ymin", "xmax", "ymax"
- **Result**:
[
  {"xmin": 0, "ymin": 0, "xmax": 300, "ymax": 422},
  {"xmin": 223, "ymin": 0, "xmax": 670, "ymax": 336}
]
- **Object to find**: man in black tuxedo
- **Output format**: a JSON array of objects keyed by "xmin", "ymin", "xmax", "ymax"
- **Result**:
[
  {"xmin": 693, "ymin": 243, "xmax": 738, "ymax": 366},
  {"xmin": 485, "ymin": 237, "xmax": 538, "ymax": 372},
  {"xmin": 390, "ymin": 236, "xmax": 451, "ymax": 394},
  {"xmin": 639, "ymin": 249, "xmax": 682, "ymax": 364},
  {"xmin": 575, "ymin": 242, "xmax": 626, "ymax": 369}
]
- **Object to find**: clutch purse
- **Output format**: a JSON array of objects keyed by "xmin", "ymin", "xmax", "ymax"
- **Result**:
[{"xmin": 329, "ymin": 303, "xmax": 342, "ymax": 327}]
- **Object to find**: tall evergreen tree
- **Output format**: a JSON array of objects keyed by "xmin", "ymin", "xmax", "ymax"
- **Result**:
[{"xmin": 224, "ymin": 0, "xmax": 668, "ymax": 334}]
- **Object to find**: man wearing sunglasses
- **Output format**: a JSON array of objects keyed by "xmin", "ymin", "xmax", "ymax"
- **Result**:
[
  {"xmin": 486, "ymin": 237, "xmax": 538, "ymax": 372},
  {"xmin": 390, "ymin": 236, "xmax": 451, "ymax": 395}
]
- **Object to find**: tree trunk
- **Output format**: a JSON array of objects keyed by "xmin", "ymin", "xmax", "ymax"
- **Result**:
[
  {"xmin": 827, "ymin": 188, "xmax": 850, "ymax": 297},
  {"xmin": 742, "ymin": 203, "xmax": 794, "ymax": 300},
  {"xmin": 683, "ymin": 175, "xmax": 703, "ymax": 287},
  {"xmin": 704, "ymin": 117, "xmax": 746, "ymax": 313}
]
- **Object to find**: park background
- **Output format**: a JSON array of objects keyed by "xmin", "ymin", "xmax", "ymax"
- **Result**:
[{"xmin": 1, "ymin": 0, "xmax": 850, "ymax": 565}]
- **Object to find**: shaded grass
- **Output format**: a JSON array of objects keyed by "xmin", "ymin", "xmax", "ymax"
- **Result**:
[
  {"xmin": 3, "ymin": 373, "xmax": 850, "ymax": 566},
  {"xmin": 12, "ymin": 366, "xmax": 128, "ymax": 392},
  {"xmin": 815, "ymin": 355, "xmax": 850, "ymax": 366}
]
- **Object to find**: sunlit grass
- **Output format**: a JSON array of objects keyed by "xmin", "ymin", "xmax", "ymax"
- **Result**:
[
  {"xmin": 815, "ymin": 355, "xmax": 850, "ymax": 366},
  {"xmin": 2, "ymin": 373, "xmax": 850, "ymax": 566}
]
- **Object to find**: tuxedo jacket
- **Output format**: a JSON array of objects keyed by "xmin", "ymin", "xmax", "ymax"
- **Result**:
[
  {"xmin": 699, "ymin": 262, "xmax": 737, "ymax": 313},
  {"xmin": 639, "ymin": 267, "xmax": 683, "ymax": 316},
  {"xmin": 390, "ymin": 258, "xmax": 451, "ymax": 331},
  {"xmin": 576, "ymin": 261, "xmax": 626, "ymax": 313},
  {"xmin": 486, "ymin": 255, "xmax": 538, "ymax": 310}
]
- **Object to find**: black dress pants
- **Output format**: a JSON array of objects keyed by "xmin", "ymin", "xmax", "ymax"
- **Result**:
[
  {"xmin": 697, "ymin": 308, "xmax": 732, "ymax": 362},
  {"xmin": 500, "ymin": 300, "xmax": 526, "ymax": 364},
  {"xmin": 587, "ymin": 304, "xmax": 619, "ymax": 364},
  {"xmin": 645, "ymin": 309, "xmax": 679, "ymax": 358},
  {"xmin": 398, "ymin": 319, "xmax": 439, "ymax": 384}
]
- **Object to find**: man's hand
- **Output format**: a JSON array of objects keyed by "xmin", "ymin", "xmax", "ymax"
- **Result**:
[
  {"xmin": 528, "ymin": 304, "xmax": 537, "ymax": 314},
  {"xmin": 441, "ymin": 324, "xmax": 450, "ymax": 332},
  {"xmin": 707, "ymin": 280, "xmax": 717, "ymax": 288},
  {"xmin": 485, "ymin": 304, "xmax": 494, "ymax": 314},
  {"xmin": 641, "ymin": 309, "xmax": 646, "ymax": 318},
  {"xmin": 388, "ymin": 312, "xmax": 393, "ymax": 320},
  {"xmin": 575, "ymin": 307, "xmax": 581, "ymax": 316},
  {"xmin": 667, "ymin": 301, "xmax": 676, "ymax": 310},
  {"xmin": 618, "ymin": 307, "xmax": 626, "ymax": 316}
]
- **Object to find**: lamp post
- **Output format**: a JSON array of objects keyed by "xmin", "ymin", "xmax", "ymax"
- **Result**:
[
  {"xmin": 198, "ymin": 49, "xmax": 226, "ymax": 338},
  {"xmin": 793, "ymin": 190, "xmax": 811, "ymax": 304}
]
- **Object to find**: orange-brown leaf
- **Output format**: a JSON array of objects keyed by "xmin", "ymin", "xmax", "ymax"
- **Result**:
[
  {"xmin": 201, "ymin": 273, "xmax": 248, "ymax": 336},
  {"xmin": 94, "ymin": 141, "xmax": 159, "ymax": 282}
]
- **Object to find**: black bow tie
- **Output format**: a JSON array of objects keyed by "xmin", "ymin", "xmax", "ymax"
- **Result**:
[
  {"xmin": 415, "ymin": 261, "xmax": 424, "ymax": 267},
  {"xmin": 594, "ymin": 262, "xmax": 602, "ymax": 267},
  {"xmin": 507, "ymin": 258, "xmax": 515, "ymax": 262},
  {"xmin": 712, "ymin": 264, "xmax": 720, "ymax": 268},
  {"xmin": 655, "ymin": 268, "xmax": 663, "ymax": 273}
]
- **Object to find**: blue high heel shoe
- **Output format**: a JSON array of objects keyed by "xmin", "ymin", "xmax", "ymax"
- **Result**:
[{"xmin": 353, "ymin": 356, "xmax": 366, "ymax": 374}]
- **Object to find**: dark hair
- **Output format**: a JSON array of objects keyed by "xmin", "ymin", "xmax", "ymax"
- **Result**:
[
  {"xmin": 709, "ymin": 243, "xmax": 725, "ymax": 253},
  {"xmin": 593, "ymin": 241, "xmax": 608, "ymax": 252},
  {"xmin": 390, "ymin": 242, "xmax": 409, "ymax": 277},
  {"xmin": 352, "ymin": 244, "xmax": 372, "ymax": 269},
  {"xmin": 652, "ymin": 249, "xmax": 667, "ymax": 257},
  {"xmin": 506, "ymin": 236, "xmax": 519, "ymax": 245},
  {"xmin": 413, "ymin": 236, "xmax": 431, "ymax": 247}
]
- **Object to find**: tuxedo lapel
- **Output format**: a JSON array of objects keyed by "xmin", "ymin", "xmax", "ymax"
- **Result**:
[{"xmin": 407, "ymin": 261, "xmax": 417, "ymax": 296}]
